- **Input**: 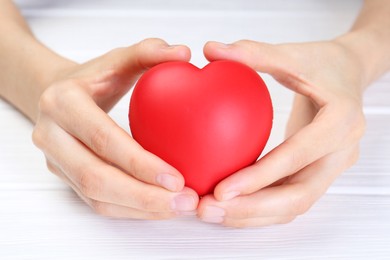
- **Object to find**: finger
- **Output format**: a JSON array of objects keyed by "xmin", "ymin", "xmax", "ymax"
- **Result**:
[
  {"xmin": 203, "ymin": 40, "xmax": 325, "ymax": 102},
  {"xmin": 84, "ymin": 199, "xmax": 177, "ymax": 220},
  {"xmin": 199, "ymin": 197, "xmax": 295, "ymax": 227},
  {"xmin": 285, "ymin": 94, "xmax": 318, "ymax": 139},
  {"xmin": 199, "ymin": 147, "xmax": 356, "ymax": 224},
  {"xmin": 213, "ymin": 113, "xmax": 338, "ymax": 200},
  {"xmin": 215, "ymin": 96, "xmax": 364, "ymax": 201},
  {"xmin": 79, "ymin": 38, "xmax": 191, "ymax": 87},
  {"xmin": 69, "ymin": 178, "xmax": 178, "ymax": 220},
  {"xmin": 44, "ymin": 159, "xmax": 178, "ymax": 219},
  {"xmin": 33, "ymin": 119, "xmax": 199, "ymax": 213},
  {"xmin": 199, "ymin": 183, "xmax": 316, "ymax": 222},
  {"xmin": 203, "ymin": 40, "xmax": 294, "ymax": 77},
  {"xmin": 115, "ymin": 38, "xmax": 191, "ymax": 76},
  {"xmin": 72, "ymin": 39, "xmax": 191, "ymax": 112},
  {"xmin": 63, "ymin": 169, "xmax": 178, "ymax": 220},
  {"xmin": 39, "ymin": 85, "xmax": 185, "ymax": 192}
]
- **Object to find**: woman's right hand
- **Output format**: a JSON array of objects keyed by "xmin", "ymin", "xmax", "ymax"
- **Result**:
[{"xmin": 32, "ymin": 39, "xmax": 199, "ymax": 219}]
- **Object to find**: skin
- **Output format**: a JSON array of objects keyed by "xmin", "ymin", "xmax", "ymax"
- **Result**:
[
  {"xmin": 1, "ymin": 0, "xmax": 389, "ymax": 227},
  {"xmin": 0, "ymin": 1, "xmax": 198, "ymax": 220},
  {"xmin": 198, "ymin": 1, "xmax": 390, "ymax": 227}
]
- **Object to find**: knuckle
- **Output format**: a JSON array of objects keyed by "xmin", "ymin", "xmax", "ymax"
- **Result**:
[
  {"xmin": 89, "ymin": 200, "xmax": 111, "ymax": 217},
  {"xmin": 45, "ymin": 160, "xmax": 59, "ymax": 176},
  {"xmin": 38, "ymin": 87, "xmax": 58, "ymax": 115},
  {"xmin": 39, "ymin": 80, "xmax": 84, "ymax": 115},
  {"xmin": 136, "ymin": 190, "xmax": 171, "ymax": 212},
  {"xmin": 32, "ymin": 126, "xmax": 45, "ymax": 149},
  {"xmin": 284, "ymin": 140, "xmax": 307, "ymax": 173},
  {"xmin": 60, "ymin": 80, "xmax": 85, "ymax": 100},
  {"xmin": 288, "ymin": 191, "xmax": 312, "ymax": 216},
  {"xmin": 228, "ymin": 198, "xmax": 254, "ymax": 219},
  {"xmin": 234, "ymin": 39, "xmax": 255, "ymax": 47},
  {"xmin": 137, "ymin": 195, "xmax": 158, "ymax": 211},
  {"xmin": 127, "ymin": 154, "xmax": 140, "ymax": 177},
  {"xmin": 106, "ymin": 47, "xmax": 127, "ymax": 59},
  {"xmin": 78, "ymin": 168, "xmax": 102, "ymax": 199},
  {"xmin": 240, "ymin": 205, "xmax": 256, "ymax": 219},
  {"xmin": 350, "ymin": 146, "xmax": 360, "ymax": 165},
  {"xmin": 126, "ymin": 157, "xmax": 150, "ymax": 184},
  {"xmin": 352, "ymin": 112, "xmax": 366, "ymax": 140},
  {"xmin": 135, "ymin": 41, "xmax": 148, "ymax": 55},
  {"xmin": 340, "ymin": 145, "xmax": 361, "ymax": 169},
  {"xmin": 90, "ymin": 126, "xmax": 110, "ymax": 157},
  {"xmin": 130, "ymin": 38, "xmax": 168, "ymax": 72},
  {"xmin": 139, "ymin": 38, "xmax": 166, "ymax": 47}
]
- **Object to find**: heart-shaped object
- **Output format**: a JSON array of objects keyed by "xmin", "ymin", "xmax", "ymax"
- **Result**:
[{"xmin": 129, "ymin": 60, "xmax": 273, "ymax": 196}]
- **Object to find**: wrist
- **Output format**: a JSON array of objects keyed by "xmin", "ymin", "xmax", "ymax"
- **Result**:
[
  {"xmin": 11, "ymin": 38, "xmax": 77, "ymax": 122},
  {"xmin": 36, "ymin": 49, "xmax": 78, "ymax": 97},
  {"xmin": 334, "ymin": 30, "xmax": 390, "ymax": 89},
  {"xmin": 0, "ymin": 0, "xmax": 79, "ymax": 122}
]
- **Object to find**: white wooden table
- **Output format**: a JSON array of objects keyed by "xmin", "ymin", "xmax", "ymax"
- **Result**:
[{"xmin": 1, "ymin": 0, "xmax": 390, "ymax": 259}]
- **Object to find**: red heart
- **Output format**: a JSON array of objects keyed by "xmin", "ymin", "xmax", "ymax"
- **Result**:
[{"xmin": 129, "ymin": 60, "xmax": 273, "ymax": 196}]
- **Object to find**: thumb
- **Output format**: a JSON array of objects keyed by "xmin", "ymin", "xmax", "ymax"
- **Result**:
[
  {"xmin": 203, "ymin": 40, "xmax": 314, "ymax": 98},
  {"xmin": 77, "ymin": 38, "xmax": 191, "ymax": 82},
  {"xmin": 103, "ymin": 38, "xmax": 191, "ymax": 78},
  {"xmin": 71, "ymin": 38, "xmax": 191, "ymax": 109},
  {"xmin": 203, "ymin": 40, "xmax": 285, "ymax": 74}
]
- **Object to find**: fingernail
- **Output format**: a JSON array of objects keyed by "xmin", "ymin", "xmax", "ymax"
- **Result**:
[
  {"xmin": 201, "ymin": 206, "xmax": 225, "ymax": 224},
  {"xmin": 165, "ymin": 44, "xmax": 181, "ymax": 49},
  {"xmin": 171, "ymin": 194, "xmax": 196, "ymax": 212},
  {"xmin": 222, "ymin": 191, "xmax": 240, "ymax": 201},
  {"xmin": 211, "ymin": 41, "xmax": 230, "ymax": 49},
  {"xmin": 156, "ymin": 173, "xmax": 179, "ymax": 191}
]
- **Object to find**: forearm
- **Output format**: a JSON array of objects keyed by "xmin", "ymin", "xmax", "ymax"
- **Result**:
[
  {"xmin": 335, "ymin": 0, "xmax": 390, "ymax": 89},
  {"xmin": 0, "ymin": 0, "xmax": 76, "ymax": 122}
]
